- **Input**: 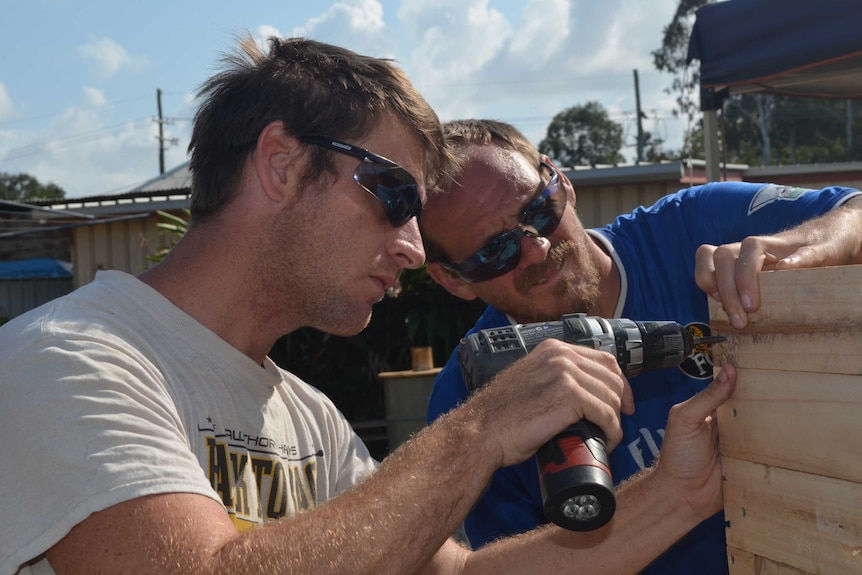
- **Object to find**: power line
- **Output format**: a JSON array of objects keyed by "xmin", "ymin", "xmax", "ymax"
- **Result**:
[
  {"xmin": 0, "ymin": 119, "xmax": 153, "ymax": 162},
  {"xmin": 422, "ymin": 70, "xmax": 671, "ymax": 90},
  {"xmin": 0, "ymin": 94, "xmax": 155, "ymax": 128}
]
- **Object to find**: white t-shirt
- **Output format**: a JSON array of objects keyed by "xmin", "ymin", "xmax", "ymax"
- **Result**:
[{"xmin": 0, "ymin": 271, "xmax": 377, "ymax": 575}]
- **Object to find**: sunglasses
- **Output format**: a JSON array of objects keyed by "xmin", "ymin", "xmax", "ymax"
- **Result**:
[
  {"xmin": 437, "ymin": 162, "xmax": 566, "ymax": 283},
  {"xmin": 300, "ymin": 135, "xmax": 422, "ymax": 227}
]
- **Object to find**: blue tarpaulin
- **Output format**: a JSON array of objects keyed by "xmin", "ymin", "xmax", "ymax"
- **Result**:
[
  {"xmin": 687, "ymin": 0, "xmax": 862, "ymax": 100},
  {"xmin": 0, "ymin": 258, "xmax": 73, "ymax": 279},
  {"xmin": 686, "ymin": 0, "xmax": 862, "ymax": 181}
]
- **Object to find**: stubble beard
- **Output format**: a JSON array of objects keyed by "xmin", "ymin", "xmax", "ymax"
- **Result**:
[
  {"xmin": 505, "ymin": 238, "xmax": 601, "ymax": 322},
  {"xmin": 266, "ymin": 201, "xmax": 373, "ymax": 338}
]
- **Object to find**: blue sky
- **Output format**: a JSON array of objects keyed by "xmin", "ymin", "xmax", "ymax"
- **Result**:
[{"xmin": 0, "ymin": 0, "xmax": 689, "ymax": 198}]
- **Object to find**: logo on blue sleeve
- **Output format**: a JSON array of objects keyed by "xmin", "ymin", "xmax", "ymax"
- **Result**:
[{"xmin": 748, "ymin": 184, "xmax": 812, "ymax": 215}]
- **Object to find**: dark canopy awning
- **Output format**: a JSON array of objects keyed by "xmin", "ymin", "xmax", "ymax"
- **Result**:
[
  {"xmin": 688, "ymin": 0, "xmax": 862, "ymax": 102},
  {"xmin": 686, "ymin": 0, "xmax": 862, "ymax": 181}
]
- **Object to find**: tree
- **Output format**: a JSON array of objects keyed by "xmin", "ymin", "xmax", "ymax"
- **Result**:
[
  {"xmin": 538, "ymin": 102, "xmax": 625, "ymax": 167},
  {"xmin": 0, "ymin": 172, "xmax": 66, "ymax": 201},
  {"xmin": 654, "ymin": 0, "xmax": 861, "ymax": 166},
  {"xmin": 717, "ymin": 94, "xmax": 857, "ymax": 166},
  {"xmin": 651, "ymin": 0, "xmax": 713, "ymax": 123},
  {"xmin": 641, "ymin": 131, "xmax": 678, "ymax": 162}
]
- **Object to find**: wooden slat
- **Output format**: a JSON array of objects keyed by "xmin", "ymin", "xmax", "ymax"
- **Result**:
[
  {"xmin": 710, "ymin": 266, "xmax": 862, "ymax": 574},
  {"xmin": 716, "ymin": 368, "xmax": 862, "ymax": 483},
  {"xmin": 723, "ymin": 458, "xmax": 862, "ymax": 575},
  {"xmin": 727, "ymin": 547, "xmax": 814, "ymax": 575},
  {"xmin": 708, "ymin": 265, "xmax": 862, "ymax": 332},
  {"xmin": 711, "ymin": 330, "xmax": 862, "ymax": 375},
  {"xmin": 727, "ymin": 547, "xmax": 757, "ymax": 575}
]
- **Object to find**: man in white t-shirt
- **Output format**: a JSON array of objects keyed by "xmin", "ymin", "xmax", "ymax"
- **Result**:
[{"xmin": 0, "ymin": 35, "xmax": 736, "ymax": 575}]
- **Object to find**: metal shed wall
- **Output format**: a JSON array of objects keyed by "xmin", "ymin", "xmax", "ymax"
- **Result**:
[
  {"xmin": 575, "ymin": 180, "xmax": 687, "ymax": 229},
  {"xmin": 0, "ymin": 277, "xmax": 74, "ymax": 321},
  {"xmin": 71, "ymin": 212, "xmax": 176, "ymax": 287}
]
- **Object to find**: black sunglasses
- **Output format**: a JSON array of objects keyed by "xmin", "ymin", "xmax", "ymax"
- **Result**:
[
  {"xmin": 300, "ymin": 135, "xmax": 422, "ymax": 227},
  {"xmin": 436, "ymin": 162, "xmax": 566, "ymax": 283}
]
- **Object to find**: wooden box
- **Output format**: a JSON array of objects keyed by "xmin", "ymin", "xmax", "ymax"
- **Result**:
[{"xmin": 708, "ymin": 265, "xmax": 862, "ymax": 574}]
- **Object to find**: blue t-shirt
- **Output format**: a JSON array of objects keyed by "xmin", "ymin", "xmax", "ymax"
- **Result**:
[{"xmin": 427, "ymin": 182, "xmax": 860, "ymax": 574}]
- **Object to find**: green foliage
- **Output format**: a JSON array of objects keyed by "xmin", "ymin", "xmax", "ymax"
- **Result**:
[
  {"xmin": 721, "ymin": 94, "xmax": 861, "ymax": 165},
  {"xmin": 538, "ymin": 102, "xmax": 625, "ymax": 167},
  {"xmin": 398, "ymin": 266, "xmax": 470, "ymax": 347},
  {"xmin": 652, "ymin": 0, "xmax": 713, "ymax": 73},
  {"xmin": 0, "ymin": 172, "xmax": 66, "ymax": 201},
  {"xmin": 146, "ymin": 209, "xmax": 191, "ymax": 263},
  {"xmin": 650, "ymin": 0, "xmax": 714, "ymax": 160},
  {"xmin": 641, "ymin": 131, "xmax": 678, "ymax": 162}
]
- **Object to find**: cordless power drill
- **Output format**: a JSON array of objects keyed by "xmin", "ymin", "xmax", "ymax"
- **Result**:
[{"xmin": 458, "ymin": 313, "xmax": 725, "ymax": 532}]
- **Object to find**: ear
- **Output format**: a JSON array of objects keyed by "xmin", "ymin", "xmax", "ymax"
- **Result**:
[
  {"xmin": 426, "ymin": 262, "xmax": 479, "ymax": 301},
  {"xmin": 254, "ymin": 121, "xmax": 300, "ymax": 203}
]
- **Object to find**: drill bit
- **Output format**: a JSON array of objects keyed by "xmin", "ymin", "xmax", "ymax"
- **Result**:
[{"xmin": 692, "ymin": 335, "xmax": 727, "ymax": 346}]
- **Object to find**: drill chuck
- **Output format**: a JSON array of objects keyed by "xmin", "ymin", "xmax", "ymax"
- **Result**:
[{"xmin": 458, "ymin": 313, "xmax": 724, "ymax": 531}]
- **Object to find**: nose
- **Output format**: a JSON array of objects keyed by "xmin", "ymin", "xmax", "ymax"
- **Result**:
[
  {"xmin": 517, "ymin": 233, "xmax": 551, "ymax": 268},
  {"xmin": 392, "ymin": 217, "xmax": 426, "ymax": 269}
]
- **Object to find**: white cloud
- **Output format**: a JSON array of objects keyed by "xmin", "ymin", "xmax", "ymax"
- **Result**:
[
  {"xmin": 393, "ymin": 0, "xmax": 513, "ymax": 119},
  {"xmin": 255, "ymin": 25, "xmax": 283, "ymax": 48},
  {"xmin": 44, "ymin": 109, "xmax": 159, "ymax": 196},
  {"xmin": 0, "ymin": 83, "xmax": 13, "ymax": 119},
  {"xmin": 3, "ymin": 0, "xmax": 691, "ymax": 197},
  {"xmin": 400, "ymin": 0, "xmax": 511, "ymax": 75},
  {"xmin": 508, "ymin": 0, "xmax": 569, "ymax": 62},
  {"xmin": 78, "ymin": 37, "xmax": 132, "ymax": 78},
  {"xmin": 296, "ymin": 0, "xmax": 385, "ymax": 35},
  {"xmin": 571, "ymin": 0, "xmax": 677, "ymax": 75},
  {"xmin": 83, "ymin": 87, "xmax": 107, "ymax": 108},
  {"xmin": 0, "ymin": 101, "xmax": 168, "ymax": 197},
  {"xmin": 289, "ymin": 0, "xmax": 389, "ymax": 57},
  {"xmin": 388, "ymin": 0, "xmax": 683, "ymax": 158}
]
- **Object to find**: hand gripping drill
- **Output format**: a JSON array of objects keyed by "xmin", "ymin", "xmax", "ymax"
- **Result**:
[{"xmin": 458, "ymin": 313, "xmax": 725, "ymax": 531}]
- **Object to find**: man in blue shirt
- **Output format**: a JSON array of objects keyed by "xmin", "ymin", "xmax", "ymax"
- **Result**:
[{"xmin": 421, "ymin": 119, "xmax": 862, "ymax": 574}]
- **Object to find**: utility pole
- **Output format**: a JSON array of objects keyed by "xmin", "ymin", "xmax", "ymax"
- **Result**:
[
  {"xmin": 633, "ymin": 69, "xmax": 645, "ymax": 164},
  {"xmin": 154, "ymin": 88, "xmax": 178, "ymax": 175}
]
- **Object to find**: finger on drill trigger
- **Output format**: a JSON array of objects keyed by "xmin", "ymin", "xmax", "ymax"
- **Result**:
[{"xmin": 620, "ymin": 378, "xmax": 634, "ymax": 416}]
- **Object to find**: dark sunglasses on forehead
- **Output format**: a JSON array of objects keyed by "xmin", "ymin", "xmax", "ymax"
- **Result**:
[
  {"xmin": 436, "ymin": 162, "xmax": 566, "ymax": 283},
  {"xmin": 300, "ymin": 135, "xmax": 422, "ymax": 227}
]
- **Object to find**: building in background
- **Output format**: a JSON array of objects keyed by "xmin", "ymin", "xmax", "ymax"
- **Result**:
[{"xmin": 4, "ymin": 158, "xmax": 862, "ymax": 320}]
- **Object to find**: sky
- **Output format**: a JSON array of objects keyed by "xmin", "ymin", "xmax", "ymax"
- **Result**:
[{"xmin": 0, "ymin": 0, "xmax": 693, "ymax": 199}]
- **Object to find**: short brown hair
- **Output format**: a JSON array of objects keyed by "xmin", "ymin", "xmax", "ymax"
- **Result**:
[
  {"xmin": 188, "ymin": 34, "xmax": 456, "ymax": 220},
  {"xmin": 442, "ymin": 119, "xmax": 541, "ymax": 169}
]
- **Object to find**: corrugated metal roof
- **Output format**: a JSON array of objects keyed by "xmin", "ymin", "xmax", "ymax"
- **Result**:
[
  {"xmin": 0, "ymin": 212, "xmax": 150, "ymax": 238},
  {"xmin": 27, "ymin": 162, "xmax": 191, "ymax": 216},
  {"xmin": 29, "ymin": 162, "xmax": 191, "ymax": 213},
  {"xmin": 134, "ymin": 161, "xmax": 192, "ymax": 194},
  {"xmin": 0, "ymin": 164, "xmax": 191, "ymax": 240}
]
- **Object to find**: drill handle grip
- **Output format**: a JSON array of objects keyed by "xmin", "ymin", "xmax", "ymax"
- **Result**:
[{"xmin": 535, "ymin": 420, "xmax": 616, "ymax": 531}]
